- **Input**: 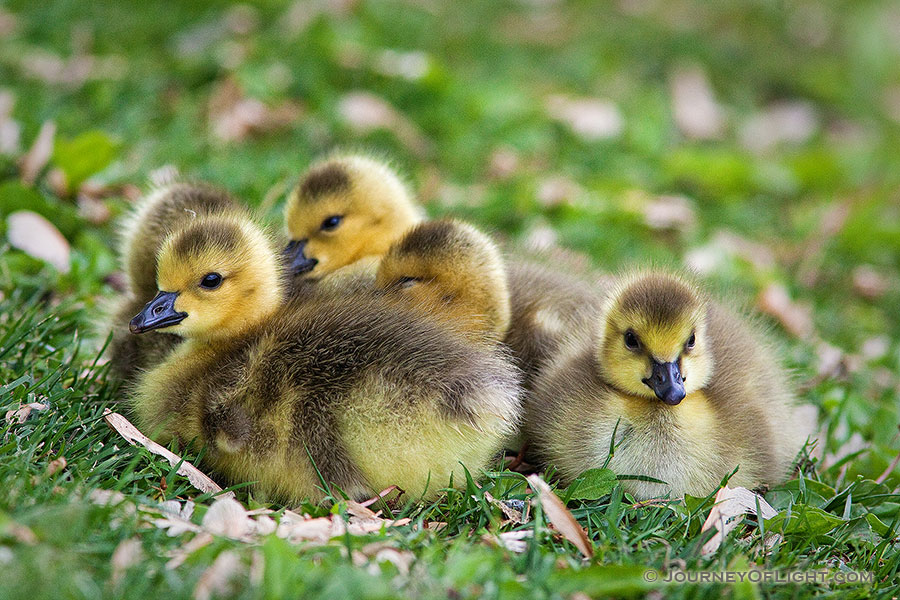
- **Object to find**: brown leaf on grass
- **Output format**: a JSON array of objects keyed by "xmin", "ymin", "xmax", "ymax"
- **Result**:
[
  {"xmin": 852, "ymin": 265, "xmax": 889, "ymax": 300},
  {"xmin": 77, "ymin": 194, "xmax": 112, "ymax": 225},
  {"xmin": 110, "ymin": 538, "xmax": 143, "ymax": 586},
  {"xmin": 527, "ymin": 474, "xmax": 593, "ymax": 559},
  {"xmin": 352, "ymin": 542, "xmax": 415, "ymax": 575},
  {"xmin": 276, "ymin": 514, "xmax": 334, "ymax": 544},
  {"xmin": 337, "ymin": 91, "xmax": 432, "ymax": 157},
  {"xmin": 700, "ymin": 485, "xmax": 777, "ymax": 556},
  {"xmin": 0, "ymin": 90, "xmax": 22, "ymax": 156},
  {"xmin": 6, "ymin": 210, "xmax": 70, "ymax": 273},
  {"xmin": 757, "ymin": 283, "xmax": 814, "ymax": 339},
  {"xmin": 208, "ymin": 78, "xmax": 303, "ymax": 143},
  {"xmin": 643, "ymin": 195, "xmax": 697, "ymax": 233},
  {"xmin": 669, "ymin": 66, "xmax": 726, "ymax": 140},
  {"xmin": 2, "ymin": 521, "xmax": 37, "ymax": 545},
  {"xmin": 546, "ymin": 95, "xmax": 624, "ymax": 141},
  {"xmin": 535, "ymin": 175, "xmax": 582, "ymax": 208},
  {"xmin": 0, "ymin": 7, "xmax": 20, "ymax": 36},
  {"xmin": 280, "ymin": 0, "xmax": 357, "ymax": 36},
  {"xmin": 739, "ymin": 101, "xmax": 819, "ymax": 154},
  {"xmin": 19, "ymin": 51, "xmax": 126, "ymax": 89},
  {"xmin": 4, "ymin": 401, "xmax": 49, "ymax": 424},
  {"xmin": 358, "ymin": 485, "xmax": 403, "ymax": 508},
  {"xmin": 202, "ymin": 497, "xmax": 254, "ymax": 539},
  {"xmin": 18, "ymin": 120, "xmax": 55, "ymax": 184},
  {"xmin": 486, "ymin": 146, "xmax": 521, "ymax": 181},
  {"xmin": 483, "ymin": 530, "xmax": 533, "ymax": 553},
  {"xmin": 102, "ymin": 410, "xmax": 234, "ymax": 499},
  {"xmin": 46, "ymin": 456, "xmax": 67, "ymax": 476},
  {"xmin": 193, "ymin": 550, "xmax": 242, "ymax": 600}
]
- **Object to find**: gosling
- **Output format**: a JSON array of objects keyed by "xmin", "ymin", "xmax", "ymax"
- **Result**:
[
  {"xmin": 128, "ymin": 213, "xmax": 521, "ymax": 503},
  {"xmin": 107, "ymin": 182, "xmax": 239, "ymax": 383},
  {"xmin": 282, "ymin": 154, "xmax": 424, "ymax": 280},
  {"xmin": 525, "ymin": 270, "xmax": 804, "ymax": 499}
]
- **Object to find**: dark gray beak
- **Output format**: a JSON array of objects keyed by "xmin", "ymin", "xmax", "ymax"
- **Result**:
[
  {"xmin": 130, "ymin": 291, "xmax": 187, "ymax": 334},
  {"xmin": 283, "ymin": 239, "xmax": 318, "ymax": 275},
  {"xmin": 642, "ymin": 360, "xmax": 686, "ymax": 406}
]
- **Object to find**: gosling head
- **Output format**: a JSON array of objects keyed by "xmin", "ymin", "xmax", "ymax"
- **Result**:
[
  {"xmin": 596, "ymin": 272, "xmax": 714, "ymax": 406},
  {"xmin": 375, "ymin": 220, "xmax": 511, "ymax": 344},
  {"xmin": 129, "ymin": 214, "xmax": 282, "ymax": 341},
  {"xmin": 283, "ymin": 154, "xmax": 423, "ymax": 279}
]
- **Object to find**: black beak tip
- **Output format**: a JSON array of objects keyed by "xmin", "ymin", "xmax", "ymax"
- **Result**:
[
  {"xmin": 129, "ymin": 316, "xmax": 143, "ymax": 334},
  {"xmin": 284, "ymin": 239, "xmax": 318, "ymax": 275},
  {"xmin": 661, "ymin": 390, "xmax": 686, "ymax": 406}
]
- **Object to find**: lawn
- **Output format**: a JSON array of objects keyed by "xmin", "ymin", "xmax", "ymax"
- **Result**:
[{"xmin": 1, "ymin": 0, "xmax": 900, "ymax": 598}]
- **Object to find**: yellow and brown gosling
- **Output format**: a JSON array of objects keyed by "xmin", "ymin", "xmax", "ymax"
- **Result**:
[
  {"xmin": 282, "ymin": 154, "xmax": 424, "ymax": 280},
  {"xmin": 106, "ymin": 182, "xmax": 239, "ymax": 384},
  {"xmin": 375, "ymin": 219, "xmax": 511, "ymax": 346},
  {"xmin": 525, "ymin": 270, "xmax": 804, "ymax": 499},
  {"xmin": 129, "ymin": 212, "xmax": 521, "ymax": 503}
]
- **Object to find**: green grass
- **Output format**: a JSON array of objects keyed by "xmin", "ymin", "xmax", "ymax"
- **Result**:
[{"xmin": 2, "ymin": 0, "xmax": 900, "ymax": 597}]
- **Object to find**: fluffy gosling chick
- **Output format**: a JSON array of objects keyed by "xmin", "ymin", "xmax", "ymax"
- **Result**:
[
  {"xmin": 283, "ymin": 154, "xmax": 424, "ymax": 279},
  {"xmin": 526, "ymin": 271, "xmax": 803, "ymax": 499},
  {"xmin": 107, "ymin": 182, "xmax": 239, "ymax": 383},
  {"xmin": 129, "ymin": 214, "xmax": 520, "ymax": 503},
  {"xmin": 375, "ymin": 220, "xmax": 511, "ymax": 346}
]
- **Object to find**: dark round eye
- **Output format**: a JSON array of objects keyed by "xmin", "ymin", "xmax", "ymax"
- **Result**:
[
  {"xmin": 199, "ymin": 272, "xmax": 223, "ymax": 289},
  {"xmin": 686, "ymin": 332, "xmax": 696, "ymax": 350},
  {"xmin": 624, "ymin": 329, "xmax": 640, "ymax": 351},
  {"xmin": 320, "ymin": 215, "xmax": 343, "ymax": 231}
]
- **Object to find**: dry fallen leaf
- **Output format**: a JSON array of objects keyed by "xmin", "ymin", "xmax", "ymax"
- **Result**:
[
  {"xmin": 527, "ymin": 474, "xmax": 593, "ymax": 559},
  {"xmin": 535, "ymin": 175, "xmax": 582, "ymax": 208},
  {"xmin": 208, "ymin": 78, "xmax": 302, "ymax": 143},
  {"xmin": 700, "ymin": 485, "xmax": 777, "ymax": 556},
  {"xmin": 103, "ymin": 410, "xmax": 234, "ymax": 499},
  {"xmin": 643, "ymin": 195, "xmax": 696, "ymax": 233},
  {"xmin": 488, "ymin": 530, "xmax": 533, "ymax": 553},
  {"xmin": 193, "ymin": 550, "xmax": 242, "ymax": 600},
  {"xmin": 0, "ymin": 90, "xmax": 21, "ymax": 156},
  {"xmin": 18, "ymin": 121, "xmax": 55, "ymax": 184},
  {"xmin": 19, "ymin": 52, "xmax": 126, "ymax": 88},
  {"xmin": 46, "ymin": 456, "xmax": 67, "ymax": 476},
  {"xmin": 739, "ymin": 101, "xmax": 818, "ymax": 154},
  {"xmin": 7, "ymin": 211, "xmax": 71, "ymax": 273},
  {"xmin": 110, "ymin": 537, "xmax": 143, "ymax": 586},
  {"xmin": 757, "ymin": 283, "xmax": 814, "ymax": 339},
  {"xmin": 202, "ymin": 497, "xmax": 254, "ymax": 539},
  {"xmin": 852, "ymin": 265, "xmax": 889, "ymax": 300},
  {"xmin": 4, "ymin": 401, "xmax": 49, "ymax": 424},
  {"xmin": 337, "ymin": 91, "xmax": 432, "ymax": 156},
  {"xmin": 669, "ymin": 66, "xmax": 725, "ymax": 140},
  {"xmin": 546, "ymin": 95, "xmax": 624, "ymax": 141}
]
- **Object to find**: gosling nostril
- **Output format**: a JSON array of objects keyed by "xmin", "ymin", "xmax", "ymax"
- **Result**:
[{"xmin": 153, "ymin": 305, "xmax": 163, "ymax": 315}]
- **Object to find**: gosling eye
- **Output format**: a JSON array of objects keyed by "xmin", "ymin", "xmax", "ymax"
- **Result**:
[
  {"xmin": 623, "ymin": 329, "xmax": 641, "ymax": 352},
  {"xmin": 685, "ymin": 331, "xmax": 696, "ymax": 351},
  {"xmin": 199, "ymin": 272, "xmax": 223, "ymax": 290},
  {"xmin": 320, "ymin": 215, "xmax": 343, "ymax": 232}
]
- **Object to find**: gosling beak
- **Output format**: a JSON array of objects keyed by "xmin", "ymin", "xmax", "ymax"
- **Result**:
[
  {"xmin": 283, "ymin": 239, "xmax": 318, "ymax": 275},
  {"xmin": 129, "ymin": 291, "xmax": 187, "ymax": 334},
  {"xmin": 642, "ymin": 360, "xmax": 686, "ymax": 406}
]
